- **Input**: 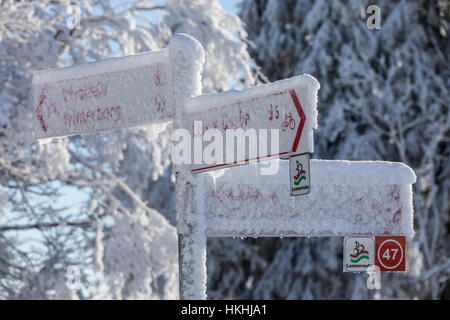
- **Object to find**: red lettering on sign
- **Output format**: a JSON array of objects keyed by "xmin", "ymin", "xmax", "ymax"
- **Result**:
[
  {"xmin": 211, "ymin": 186, "xmax": 278, "ymax": 202},
  {"xmin": 382, "ymin": 185, "xmax": 403, "ymax": 235},
  {"xmin": 190, "ymin": 90, "xmax": 294, "ymax": 138},
  {"xmin": 63, "ymin": 105, "xmax": 121, "ymax": 126},
  {"xmin": 268, "ymin": 104, "xmax": 279, "ymax": 121},
  {"xmin": 154, "ymin": 70, "xmax": 164, "ymax": 87},
  {"xmin": 239, "ymin": 110, "xmax": 250, "ymax": 126},
  {"xmin": 46, "ymin": 102, "xmax": 59, "ymax": 118},
  {"xmin": 192, "ymin": 109, "xmax": 252, "ymax": 137},
  {"xmin": 62, "ymin": 82, "xmax": 108, "ymax": 103},
  {"xmin": 35, "ymin": 86, "xmax": 48, "ymax": 132},
  {"xmin": 155, "ymin": 96, "xmax": 166, "ymax": 112}
]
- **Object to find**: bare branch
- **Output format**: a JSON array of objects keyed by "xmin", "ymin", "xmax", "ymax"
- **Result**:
[{"xmin": 0, "ymin": 213, "xmax": 104, "ymax": 232}]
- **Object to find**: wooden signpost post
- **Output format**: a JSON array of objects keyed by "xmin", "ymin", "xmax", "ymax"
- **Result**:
[{"xmin": 32, "ymin": 34, "xmax": 416, "ymax": 300}]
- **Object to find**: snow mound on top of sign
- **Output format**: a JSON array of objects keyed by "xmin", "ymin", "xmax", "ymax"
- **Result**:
[
  {"xmin": 169, "ymin": 33, "xmax": 205, "ymax": 99},
  {"xmin": 33, "ymin": 33, "xmax": 205, "ymax": 85},
  {"xmin": 213, "ymin": 159, "xmax": 416, "ymax": 186},
  {"xmin": 33, "ymin": 50, "xmax": 167, "ymax": 85}
]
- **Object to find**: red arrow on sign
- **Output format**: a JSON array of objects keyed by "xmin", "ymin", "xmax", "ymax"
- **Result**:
[
  {"xmin": 35, "ymin": 86, "xmax": 48, "ymax": 132},
  {"xmin": 289, "ymin": 89, "xmax": 306, "ymax": 153}
]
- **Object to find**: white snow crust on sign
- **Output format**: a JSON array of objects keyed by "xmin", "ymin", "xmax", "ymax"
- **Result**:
[
  {"xmin": 168, "ymin": 33, "xmax": 205, "ymax": 101},
  {"xmin": 202, "ymin": 159, "xmax": 415, "ymax": 238},
  {"xmin": 184, "ymin": 74, "xmax": 320, "ymax": 173},
  {"xmin": 168, "ymin": 34, "xmax": 207, "ymax": 299},
  {"xmin": 185, "ymin": 74, "xmax": 319, "ymax": 130},
  {"xmin": 32, "ymin": 49, "xmax": 173, "ymax": 140}
]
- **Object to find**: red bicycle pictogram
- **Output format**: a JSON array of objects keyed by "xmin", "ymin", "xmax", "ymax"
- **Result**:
[{"xmin": 281, "ymin": 112, "xmax": 296, "ymax": 132}]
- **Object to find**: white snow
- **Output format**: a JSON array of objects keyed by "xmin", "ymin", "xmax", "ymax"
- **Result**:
[
  {"xmin": 201, "ymin": 159, "xmax": 415, "ymax": 238},
  {"xmin": 33, "ymin": 50, "xmax": 167, "ymax": 84},
  {"xmin": 168, "ymin": 33, "xmax": 205, "ymax": 100},
  {"xmin": 168, "ymin": 34, "xmax": 207, "ymax": 300},
  {"xmin": 214, "ymin": 159, "xmax": 416, "ymax": 186},
  {"xmin": 185, "ymin": 74, "xmax": 319, "ymax": 131},
  {"xmin": 177, "ymin": 181, "xmax": 208, "ymax": 300}
]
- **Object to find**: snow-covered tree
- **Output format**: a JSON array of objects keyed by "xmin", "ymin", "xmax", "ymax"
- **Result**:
[
  {"xmin": 211, "ymin": 0, "xmax": 448, "ymax": 299},
  {"xmin": 0, "ymin": 0, "xmax": 257, "ymax": 299}
]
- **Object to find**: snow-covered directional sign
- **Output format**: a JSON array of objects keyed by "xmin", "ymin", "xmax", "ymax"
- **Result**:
[
  {"xmin": 200, "ymin": 159, "xmax": 416, "ymax": 238},
  {"xmin": 33, "ymin": 50, "xmax": 174, "ymax": 140},
  {"xmin": 185, "ymin": 75, "xmax": 319, "ymax": 174}
]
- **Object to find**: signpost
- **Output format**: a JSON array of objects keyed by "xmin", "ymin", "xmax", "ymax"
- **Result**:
[{"xmin": 32, "ymin": 33, "xmax": 416, "ymax": 300}]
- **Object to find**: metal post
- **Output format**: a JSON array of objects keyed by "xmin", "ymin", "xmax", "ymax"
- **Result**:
[
  {"xmin": 178, "ymin": 232, "xmax": 207, "ymax": 300},
  {"xmin": 176, "ymin": 176, "xmax": 207, "ymax": 300},
  {"xmin": 168, "ymin": 34, "xmax": 207, "ymax": 300}
]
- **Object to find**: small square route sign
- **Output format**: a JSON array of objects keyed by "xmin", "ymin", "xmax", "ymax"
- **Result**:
[
  {"xmin": 289, "ymin": 153, "xmax": 310, "ymax": 196},
  {"xmin": 375, "ymin": 236, "xmax": 406, "ymax": 272},
  {"xmin": 343, "ymin": 236, "xmax": 375, "ymax": 272}
]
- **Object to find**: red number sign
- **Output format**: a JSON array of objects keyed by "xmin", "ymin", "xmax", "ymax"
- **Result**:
[{"xmin": 375, "ymin": 236, "xmax": 406, "ymax": 272}]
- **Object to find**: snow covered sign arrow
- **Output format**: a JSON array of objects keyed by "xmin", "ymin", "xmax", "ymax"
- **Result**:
[
  {"xmin": 32, "ymin": 49, "xmax": 174, "ymax": 140},
  {"xmin": 184, "ymin": 75, "xmax": 319, "ymax": 173}
]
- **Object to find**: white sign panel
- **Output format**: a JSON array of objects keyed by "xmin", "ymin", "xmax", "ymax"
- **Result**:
[
  {"xmin": 185, "ymin": 75, "xmax": 319, "ymax": 173},
  {"xmin": 196, "ymin": 159, "xmax": 416, "ymax": 237},
  {"xmin": 33, "ymin": 50, "xmax": 173, "ymax": 140}
]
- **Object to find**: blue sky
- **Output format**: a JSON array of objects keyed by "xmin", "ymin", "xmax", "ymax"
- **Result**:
[{"xmin": 219, "ymin": 0, "xmax": 240, "ymax": 14}]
